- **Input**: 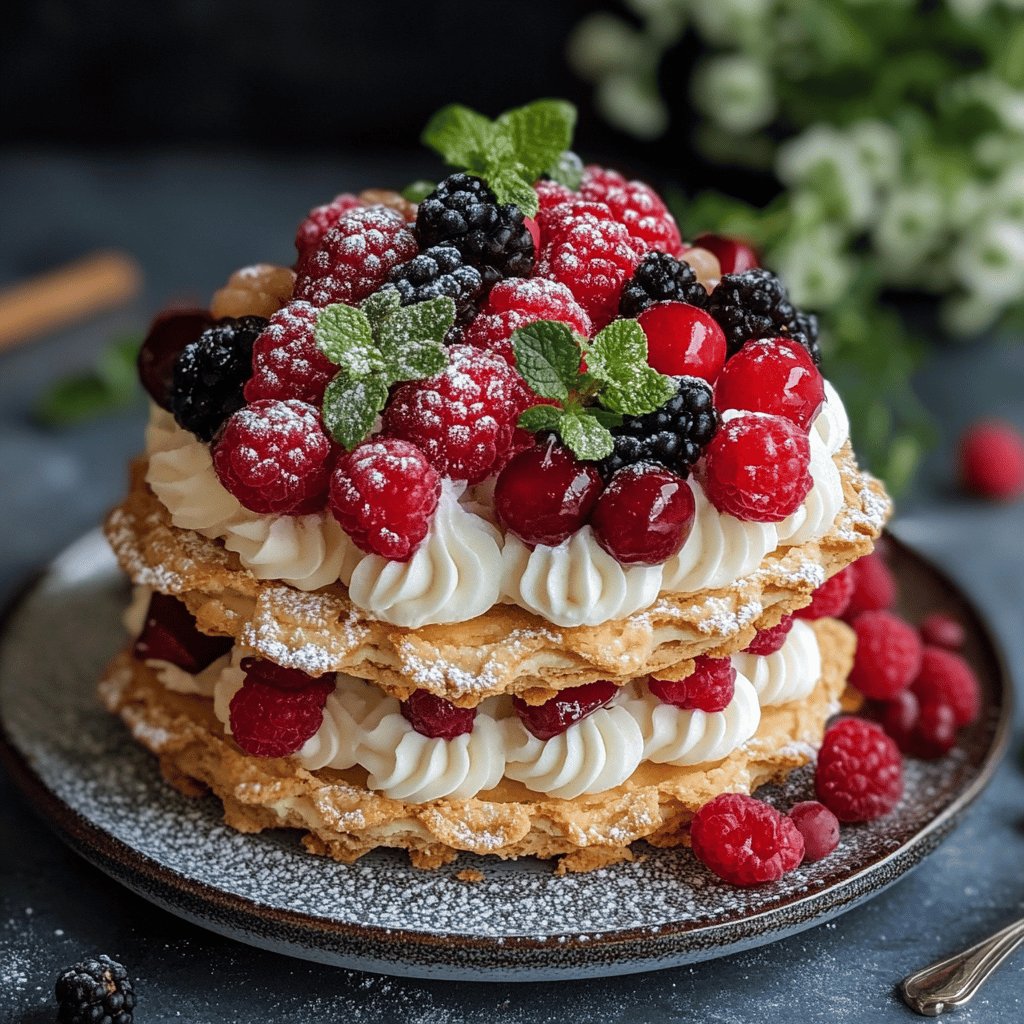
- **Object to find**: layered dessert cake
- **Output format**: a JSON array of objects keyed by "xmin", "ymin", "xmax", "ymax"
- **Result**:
[{"xmin": 101, "ymin": 100, "xmax": 891, "ymax": 873}]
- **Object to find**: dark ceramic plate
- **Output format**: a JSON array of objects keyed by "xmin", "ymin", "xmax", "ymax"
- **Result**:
[{"xmin": 0, "ymin": 531, "xmax": 1011, "ymax": 981}]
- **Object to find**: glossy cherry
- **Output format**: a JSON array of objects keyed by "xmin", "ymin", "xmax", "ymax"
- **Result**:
[
  {"xmin": 513, "ymin": 680, "xmax": 618, "ymax": 740},
  {"xmin": 693, "ymin": 233, "xmax": 760, "ymax": 275},
  {"xmin": 637, "ymin": 301, "xmax": 727, "ymax": 381},
  {"xmin": 133, "ymin": 592, "xmax": 233, "ymax": 672},
  {"xmin": 401, "ymin": 690, "xmax": 476, "ymax": 740},
  {"xmin": 137, "ymin": 308, "xmax": 214, "ymax": 409}
]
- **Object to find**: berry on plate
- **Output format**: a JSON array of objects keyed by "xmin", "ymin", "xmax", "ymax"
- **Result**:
[
  {"xmin": 401, "ymin": 690, "xmax": 476, "ymax": 740},
  {"xmin": 848, "ymin": 610, "xmax": 923, "ymax": 699},
  {"xmin": 844, "ymin": 552, "xmax": 897, "ymax": 619},
  {"xmin": 619, "ymin": 252, "xmax": 709, "ymax": 318},
  {"xmin": 648, "ymin": 655, "xmax": 736, "ymax": 712},
  {"xmin": 815, "ymin": 717, "xmax": 903, "ymax": 822},
  {"xmin": 787, "ymin": 801, "xmax": 840, "ymax": 861},
  {"xmin": 794, "ymin": 566, "xmax": 855, "ymax": 621},
  {"xmin": 635, "ymin": 302, "xmax": 727, "ymax": 381},
  {"xmin": 959, "ymin": 419, "xmax": 1024, "ymax": 500},
  {"xmin": 911, "ymin": 646, "xmax": 981, "ymax": 727},
  {"xmin": 693, "ymin": 233, "xmax": 760, "ymax": 275},
  {"xmin": 513, "ymin": 680, "xmax": 618, "ymax": 740},
  {"xmin": 743, "ymin": 614, "xmax": 794, "ymax": 655},
  {"xmin": 918, "ymin": 612, "xmax": 965, "ymax": 650},
  {"xmin": 133, "ymin": 592, "xmax": 233, "ymax": 673}
]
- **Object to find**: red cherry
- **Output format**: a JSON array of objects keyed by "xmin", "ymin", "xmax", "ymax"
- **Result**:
[
  {"xmin": 494, "ymin": 436, "xmax": 604, "ymax": 548},
  {"xmin": 137, "ymin": 309, "xmax": 214, "ymax": 410},
  {"xmin": 591, "ymin": 464, "xmax": 696, "ymax": 564},
  {"xmin": 637, "ymin": 302, "xmax": 727, "ymax": 381},
  {"xmin": 693, "ymin": 233, "xmax": 760, "ymax": 275},
  {"xmin": 787, "ymin": 801, "xmax": 840, "ymax": 861},
  {"xmin": 513, "ymin": 680, "xmax": 618, "ymax": 740},
  {"xmin": 133, "ymin": 592, "xmax": 233, "ymax": 672},
  {"xmin": 880, "ymin": 689, "xmax": 920, "ymax": 753},
  {"xmin": 523, "ymin": 216, "xmax": 541, "ymax": 254},
  {"xmin": 714, "ymin": 337, "xmax": 824, "ymax": 430},
  {"xmin": 648, "ymin": 656, "xmax": 735, "ymax": 712},
  {"xmin": 401, "ymin": 690, "xmax": 476, "ymax": 740}
]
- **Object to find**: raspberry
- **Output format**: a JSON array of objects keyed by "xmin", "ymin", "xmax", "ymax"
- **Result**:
[
  {"xmin": 787, "ymin": 801, "xmax": 840, "ymax": 862},
  {"xmin": 535, "ymin": 178, "xmax": 575, "ymax": 214},
  {"xmin": 911, "ymin": 699, "xmax": 958, "ymax": 759},
  {"xmin": 648, "ymin": 655, "xmax": 735, "ymax": 712},
  {"xmin": 494, "ymin": 437, "xmax": 604, "ymax": 548},
  {"xmin": 598, "ymin": 376, "xmax": 718, "ymax": 480},
  {"xmin": 358, "ymin": 188, "xmax": 417, "ymax": 222},
  {"xmin": 690, "ymin": 793, "xmax": 805, "ymax": 887},
  {"xmin": 133, "ymin": 592, "xmax": 233, "ymax": 672},
  {"xmin": 213, "ymin": 400, "xmax": 333, "ymax": 515},
  {"xmin": 911, "ymin": 646, "xmax": 981, "ymax": 726},
  {"xmin": 294, "ymin": 192, "xmax": 363, "ymax": 260},
  {"xmin": 536, "ymin": 200, "xmax": 642, "ymax": 329},
  {"xmin": 701, "ymin": 413, "xmax": 812, "ymax": 522},
  {"xmin": 386, "ymin": 245, "xmax": 483, "ymax": 325},
  {"xmin": 239, "ymin": 656, "xmax": 331, "ymax": 691},
  {"xmin": 210, "ymin": 263, "xmax": 297, "ymax": 320},
  {"xmin": 415, "ymin": 173, "xmax": 534, "ymax": 292},
  {"xmin": 462, "ymin": 278, "xmax": 591, "ymax": 365},
  {"xmin": 743, "ymin": 614, "xmax": 794, "ymax": 655},
  {"xmin": 512, "ymin": 680, "xmax": 618, "ymax": 740},
  {"xmin": 635, "ymin": 302, "xmax": 727, "ymax": 381},
  {"xmin": 714, "ymin": 337, "xmax": 824, "ymax": 430},
  {"xmin": 293, "ymin": 205, "xmax": 417, "ymax": 308},
  {"xmin": 815, "ymin": 718, "xmax": 903, "ymax": 822},
  {"xmin": 169, "ymin": 316, "xmax": 267, "ymax": 442},
  {"xmin": 137, "ymin": 308, "xmax": 214, "ymax": 410},
  {"xmin": 591, "ymin": 464, "xmax": 696, "ymax": 565},
  {"xmin": 401, "ymin": 690, "xmax": 476, "ymax": 740},
  {"xmin": 879, "ymin": 688, "xmax": 920, "ymax": 753},
  {"xmin": 244, "ymin": 301, "xmax": 337, "ymax": 407},
  {"xmin": 56, "ymin": 955, "xmax": 135, "ymax": 1024},
  {"xmin": 229, "ymin": 671, "xmax": 334, "ymax": 758},
  {"xmin": 795, "ymin": 566, "xmax": 855, "ymax": 620},
  {"xmin": 919, "ymin": 612, "xmax": 965, "ymax": 650},
  {"xmin": 578, "ymin": 165, "xmax": 683, "ymax": 256},
  {"xmin": 848, "ymin": 610, "xmax": 923, "ymax": 699},
  {"xmin": 329, "ymin": 438, "xmax": 441, "ymax": 561},
  {"xmin": 382, "ymin": 344, "xmax": 528, "ymax": 483},
  {"xmin": 959, "ymin": 419, "xmax": 1024, "ymax": 499},
  {"xmin": 619, "ymin": 252, "xmax": 708, "ymax": 318},
  {"xmin": 693, "ymin": 233, "xmax": 760, "ymax": 276},
  {"xmin": 844, "ymin": 552, "xmax": 897, "ymax": 619}
]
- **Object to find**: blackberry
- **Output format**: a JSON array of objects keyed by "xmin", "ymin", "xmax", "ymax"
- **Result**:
[
  {"xmin": 416, "ymin": 173, "xmax": 534, "ymax": 292},
  {"xmin": 619, "ymin": 251, "xmax": 709, "ymax": 318},
  {"xmin": 55, "ymin": 955, "xmax": 135, "ymax": 1024},
  {"xmin": 706, "ymin": 268, "xmax": 821, "ymax": 364},
  {"xmin": 387, "ymin": 245, "xmax": 483, "ymax": 326},
  {"xmin": 598, "ymin": 376, "xmax": 717, "ymax": 480},
  {"xmin": 169, "ymin": 316, "xmax": 267, "ymax": 441}
]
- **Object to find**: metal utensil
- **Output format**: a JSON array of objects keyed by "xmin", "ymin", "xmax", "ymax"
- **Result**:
[{"xmin": 900, "ymin": 916, "xmax": 1024, "ymax": 1016}]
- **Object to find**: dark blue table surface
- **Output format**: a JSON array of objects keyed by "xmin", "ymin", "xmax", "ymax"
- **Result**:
[{"xmin": 1, "ymin": 150, "xmax": 1022, "ymax": 1023}]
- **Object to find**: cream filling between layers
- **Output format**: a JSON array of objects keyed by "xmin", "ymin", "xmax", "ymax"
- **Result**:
[{"xmin": 731, "ymin": 619, "xmax": 822, "ymax": 706}]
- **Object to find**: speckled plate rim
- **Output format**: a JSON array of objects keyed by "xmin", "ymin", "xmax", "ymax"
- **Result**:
[{"xmin": 0, "ymin": 531, "xmax": 1013, "ymax": 981}]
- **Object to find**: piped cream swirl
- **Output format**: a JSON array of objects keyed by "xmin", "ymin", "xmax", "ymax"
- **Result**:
[
  {"xmin": 775, "ymin": 429, "xmax": 844, "ymax": 545},
  {"xmin": 814, "ymin": 381, "xmax": 851, "ymax": 456},
  {"xmin": 731, "ymin": 619, "xmax": 821, "ymax": 706}
]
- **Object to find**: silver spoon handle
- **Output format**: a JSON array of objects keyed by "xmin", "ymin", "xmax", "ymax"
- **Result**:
[{"xmin": 900, "ymin": 916, "xmax": 1024, "ymax": 1016}]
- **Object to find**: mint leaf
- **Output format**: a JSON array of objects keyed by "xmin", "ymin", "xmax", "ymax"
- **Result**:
[
  {"xmin": 360, "ymin": 288, "xmax": 402, "ymax": 329},
  {"xmin": 321, "ymin": 374, "xmax": 389, "ymax": 451},
  {"xmin": 402, "ymin": 179, "xmax": 436, "ymax": 203},
  {"xmin": 422, "ymin": 104, "xmax": 494, "ymax": 169},
  {"xmin": 377, "ymin": 296, "xmax": 455, "ymax": 355},
  {"xmin": 495, "ymin": 100, "xmax": 577, "ymax": 182},
  {"xmin": 387, "ymin": 339, "xmax": 448, "ymax": 382},
  {"xmin": 546, "ymin": 150, "xmax": 584, "ymax": 190},
  {"xmin": 487, "ymin": 167, "xmax": 541, "ymax": 217},
  {"xmin": 589, "ymin": 406, "xmax": 624, "ymax": 429},
  {"xmin": 601, "ymin": 367, "xmax": 678, "ymax": 417},
  {"xmin": 586, "ymin": 319, "xmax": 677, "ymax": 417},
  {"xmin": 518, "ymin": 404, "xmax": 564, "ymax": 433},
  {"xmin": 315, "ymin": 304, "xmax": 383, "ymax": 377},
  {"xmin": 511, "ymin": 320, "xmax": 583, "ymax": 401},
  {"xmin": 558, "ymin": 408, "xmax": 615, "ymax": 461}
]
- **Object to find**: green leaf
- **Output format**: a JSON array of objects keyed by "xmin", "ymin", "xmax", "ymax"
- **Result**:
[
  {"xmin": 421, "ymin": 104, "xmax": 494, "ymax": 169},
  {"xmin": 377, "ymin": 296, "xmax": 455, "ymax": 356},
  {"xmin": 558, "ymin": 408, "xmax": 615, "ymax": 461},
  {"xmin": 315, "ymin": 304, "xmax": 383, "ymax": 378},
  {"xmin": 494, "ymin": 100, "xmax": 577, "ymax": 182},
  {"xmin": 546, "ymin": 150, "xmax": 584, "ymax": 190},
  {"xmin": 401, "ymin": 179, "xmax": 436, "ymax": 203},
  {"xmin": 510, "ymin": 320, "xmax": 584, "ymax": 401},
  {"xmin": 518, "ymin": 404, "xmax": 565, "ymax": 433},
  {"xmin": 588, "ymin": 406, "xmax": 624, "ymax": 429},
  {"xmin": 601, "ymin": 367, "xmax": 677, "ymax": 417},
  {"xmin": 321, "ymin": 374, "xmax": 389, "ymax": 451},
  {"xmin": 386, "ymin": 339, "xmax": 448, "ymax": 382},
  {"xmin": 360, "ymin": 288, "xmax": 402, "ymax": 329},
  {"xmin": 587, "ymin": 320, "xmax": 676, "ymax": 416},
  {"xmin": 486, "ymin": 167, "xmax": 540, "ymax": 217}
]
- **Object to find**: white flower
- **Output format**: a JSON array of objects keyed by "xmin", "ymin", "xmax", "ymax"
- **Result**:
[
  {"xmin": 596, "ymin": 75, "xmax": 670, "ymax": 140},
  {"xmin": 941, "ymin": 292, "xmax": 1002, "ymax": 335},
  {"xmin": 771, "ymin": 223, "xmax": 855, "ymax": 309},
  {"xmin": 989, "ymin": 165, "xmax": 1024, "ymax": 222},
  {"xmin": 847, "ymin": 120, "xmax": 903, "ymax": 186},
  {"xmin": 872, "ymin": 185, "xmax": 947, "ymax": 276},
  {"xmin": 625, "ymin": 0, "xmax": 689, "ymax": 43},
  {"xmin": 568, "ymin": 14, "xmax": 656, "ymax": 79},
  {"xmin": 950, "ymin": 218, "xmax": 1024, "ymax": 303},
  {"xmin": 692, "ymin": 55, "xmax": 776, "ymax": 134},
  {"xmin": 690, "ymin": 0, "xmax": 774, "ymax": 46},
  {"xmin": 945, "ymin": 0, "xmax": 997, "ymax": 17}
]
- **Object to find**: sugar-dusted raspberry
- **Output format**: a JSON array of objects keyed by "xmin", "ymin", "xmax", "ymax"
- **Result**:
[
  {"xmin": 648, "ymin": 655, "xmax": 735, "ymax": 713},
  {"xmin": 229, "ymin": 671, "xmax": 334, "ymax": 758},
  {"xmin": 743, "ymin": 614, "xmax": 794, "ymax": 655},
  {"xmin": 690, "ymin": 793, "xmax": 805, "ymax": 887},
  {"xmin": 329, "ymin": 438, "xmax": 441, "ymax": 561},
  {"xmin": 244, "ymin": 301, "xmax": 337, "ymax": 407},
  {"xmin": 635, "ymin": 302, "xmax": 726, "ymax": 381},
  {"xmin": 382, "ymin": 344, "xmax": 529, "ymax": 484},
  {"xmin": 579, "ymin": 165, "xmax": 684, "ymax": 256},
  {"xmin": 693, "ymin": 233, "xmax": 760, "ymax": 276},
  {"xmin": 714, "ymin": 337, "xmax": 824, "ymax": 430},
  {"xmin": 133, "ymin": 591, "xmax": 233, "ymax": 672},
  {"xmin": 844, "ymin": 552, "xmax": 897, "ymax": 619},
  {"xmin": 919, "ymin": 612, "xmax": 965, "ymax": 650},
  {"xmin": 294, "ymin": 193, "xmax": 363, "ymax": 260},
  {"xmin": 462, "ymin": 278, "xmax": 592, "ymax": 365},
  {"xmin": 701, "ymin": 412, "xmax": 812, "ymax": 522},
  {"xmin": 494, "ymin": 436, "xmax": 604, "ymax": 548},
  {"xmin": 911, "ymin": 646, "xmax": 981, "ymax": 727},
  {"xmin": 213, "ymin": 399, "xmax": 333, "ymax": 516},
  {"xmin": 137, "ymin": 308, "xmax": 214, "ymax": 410},
  {"xmin": 815, "ymin": 718, "xmax": 903, "ymax": 822},
  {"xmin": 848, "ymin": 610, "xmax": 923, "ymax": 699},
  {"xmin": 359, "ymin": 188, "xmax": 417, "ymax": 222},
  {"xmin": 536, "ymin": 200, "xmax": 642, "ymax": 329},
  {"xmin": 787, "ymin": 801, "xmax": 840, "ymax": 862},
  {"xmin": 512, "ymin": 680, "xmax": 618, "ymax": 740},
  {"xmin": 959, "ymin": 419, "xmax": 1024, "ymax": 500},
  {"xmin": 401, "ymin": 690, "xmax": 476, "ymax": 740},
  {"xmin": 293, "ymin": 205, "xmax": 418, "ymax": 308},
  {"xmin": 795, "ymin": 566, "xmax": 855, "ymax": 621},
  {"xmin": 535, "ymin": 178, "xmax": 575, "ymax": 214},
  {"xmin": 211, "ymin": 263, "xmax": 297, "ymax": 320},
  {"xmin": 591, "ymin": 464, "xmax": 696, "ymax": 565}
]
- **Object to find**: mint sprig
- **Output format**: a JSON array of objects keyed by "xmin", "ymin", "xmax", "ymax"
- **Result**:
[
  {"xmin": 421, "ymin": 99, "xmax": 577, "ymax": 217},
  {"xmin": 510, "ymin": 319, "xmax": 675, "ymax": 461},
  {"xmin": 316, "ymin": 293, "xmax": 454, "ymax": 450}
]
